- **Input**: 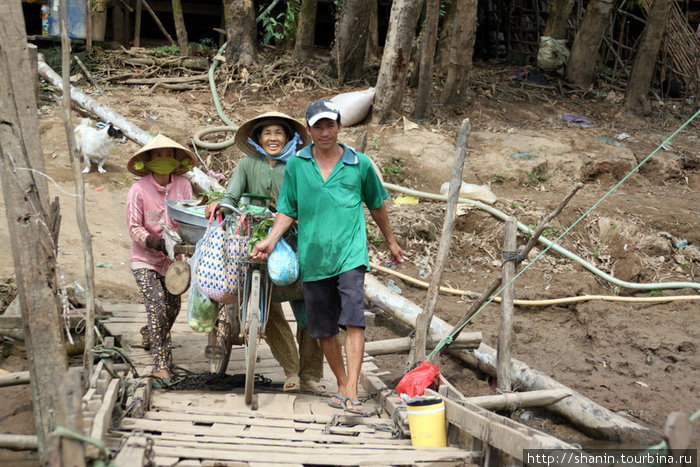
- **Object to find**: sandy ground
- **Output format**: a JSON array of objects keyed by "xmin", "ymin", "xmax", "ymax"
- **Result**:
[{"xmin": 1, "ymin": 57, "xmax": 699, "ymax": 461}]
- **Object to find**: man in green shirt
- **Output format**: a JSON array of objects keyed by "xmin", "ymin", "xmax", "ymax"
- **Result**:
[{"xmin": 253, "ymin": 100, "xmax": 404, "ymax": 413}]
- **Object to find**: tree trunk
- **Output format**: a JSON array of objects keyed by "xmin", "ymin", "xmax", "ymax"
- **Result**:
[
  {"xmin": 334, "ymin": 0, "xmax": 372, "ymax": 83},
  {"xmin": 223, "ymin": 0, "xmax": 256, "ymax": 66},
  {"xmin": 565, "ymin": 0, "xmax": 615, "ymax": 87},
  {"xmin": 365, "ymin": 0, "xmax": 379, "ymax": 64},
  {"xmin": 624, "ymin": 0, "xmax": 673, "ymax": 114},
  {"xmin": 294, "ymin": 0, "xmax": 317, "ymax": 61},
  {"xmin": 0, "ymin": 1, "xmax": 70, "ymax": 459},
  {"xmin": 413, "ymin": 0, "xmax": 439, "ymax": 121},
  {"xmin": 439, "ymin": 0, "xmax": 477, "ymax": 106},
  {"xmin": 370, "ymin": 0, "xmax": 423, "ymax": 123},
  {"xmin": 544, "ymin": 0, "xmax": 575, "ymax": 40},
  {"xmin": 171, "ymin": 0, "xmax": 188, "ymax": 55},
  {"xmin": 435, "ymin": 0, "xmax": 458, "ymax": 75}
]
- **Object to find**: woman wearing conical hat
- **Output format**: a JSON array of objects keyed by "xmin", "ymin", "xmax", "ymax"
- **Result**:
[
  {"xmin": 126, "ymin": 134, "xmax": 195, "ymax": 381},
  {"xmin": 205, "ymin": 111, "xmax": 325, "ymax": 393}
]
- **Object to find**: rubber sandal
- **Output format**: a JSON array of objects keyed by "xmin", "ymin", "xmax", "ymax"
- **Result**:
[
  {"xmin": 328, "ymin": 394, "xmax": 345, "ymax": 409},
  {"xmin": 152, "ymin": 377, "xmax": 172, "ymax": 389},
  {"xmin": 300, "ymin": 379, "xmax": 327, "ymax": 393},
  {"xmin": 343, "ymin": 397, "xmax": 363, "ymax": 415},
  {"xmin": 283, "ymin": 375, "xmax": 300, "ymax": 393}
]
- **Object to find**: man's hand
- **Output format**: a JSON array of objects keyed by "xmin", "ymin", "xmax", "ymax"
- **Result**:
[
  {"xmin": 145, "ymin": 234, "xmax": 166, "ymax": 254},
  {"xmin": 252, "ymin": 237, "xmax": 275, "ymax": 260},
  {"xmin": 387, "ymin": 241, "xmax": 405, "ymax": 266}
]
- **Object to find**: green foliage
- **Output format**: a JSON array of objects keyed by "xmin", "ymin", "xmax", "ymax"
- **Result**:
[
  {"xmin": 152, "ymin": 44, "xmax": 181, "ymax": 56},
  {"xmin": 650, "ymin": 290, "xmax": 661, "ymax": 296},
  {"xmin": 370, "ymin": 137, "xmax": 382, "ymax": 150},
  {"xmin": 188, "ymin": 38, "xmax": 217, "ymax": 54},
  {"xmin": 680, "ymin": 262, "xmax": 691, "ymax": 270},
  {"xmin": 260, "ymin": 0, "xmax": 299, "ymax": 45},
  {"xmin": 366, "ymin": 224, "xmax": 383, "ymax": 244},
  {"xmin": 525, "ymin": 166, "xmax": 549, "ymax": 186},
  {"xmin": 382, "ymin": 158, "xmax": 405, "ymax": 179},
  {"xmin": 491, "ymin": 172, "xmax": 505, "ymax": 184}
]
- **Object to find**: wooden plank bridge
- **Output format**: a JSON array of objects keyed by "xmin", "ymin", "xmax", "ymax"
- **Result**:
[{"xmin": 96, "ymin": 302, "xmax": 484, "ymax": 466}]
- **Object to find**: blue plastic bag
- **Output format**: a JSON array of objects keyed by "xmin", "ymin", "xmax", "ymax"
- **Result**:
[{"xmin": 267, "ymin": 236, "xmax": 299, "ymax": 286}]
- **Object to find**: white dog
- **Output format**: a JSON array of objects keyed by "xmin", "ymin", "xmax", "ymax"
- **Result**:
[{"xmin": 74, "ymin": 118, "xmax": 127, "ymax": 173}]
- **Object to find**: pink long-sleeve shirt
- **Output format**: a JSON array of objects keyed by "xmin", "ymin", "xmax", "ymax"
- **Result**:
[{"xmin": 126, "ymin": 173, "xmax": 193, "ymax": 275}]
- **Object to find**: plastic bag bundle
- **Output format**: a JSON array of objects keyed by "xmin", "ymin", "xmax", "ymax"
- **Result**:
[
  {"xmin": 537, "ymin": 36, "xmax": 570, "ymax": 75},
  {"xmin": 330, "ymin": 87, "xmax": 375, "ymax": 127},
  {"xmin": 395, "ymin": 360, "xmax": 441, "ymax": 398},
  {"xmin": 187, "ymin": 237, "xmax": 218, "ymax": 333},
  {"xmin": 267, "ymin": 236, "xmax": 299, "ymax": 286}
]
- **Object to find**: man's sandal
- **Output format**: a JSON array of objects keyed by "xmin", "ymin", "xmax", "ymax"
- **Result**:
[
  {"xmin": 283, "ymin": 375, "xmax": 300, "ymax": 393},
  {"xmin": 343, "ymin": 397, "xmax": 363, "ymax": 415},
  {"xmin": 328, "ymin": 394, "xmax": 345, "ymax": 409}
]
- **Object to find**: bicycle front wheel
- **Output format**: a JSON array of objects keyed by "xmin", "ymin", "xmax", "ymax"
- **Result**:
[{"xmin": 244, "ymin": 270, "xmax": 261, "ymax": 406}]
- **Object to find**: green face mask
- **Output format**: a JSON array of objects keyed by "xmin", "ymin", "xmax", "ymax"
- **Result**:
[{"xmin": 134, "ymin": 157, "xmax": 191, "ymax": 175}]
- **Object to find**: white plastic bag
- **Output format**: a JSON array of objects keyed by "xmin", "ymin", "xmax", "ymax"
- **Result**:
[
  {"xmin": 440, "ymin": 181, "xmax": 498, "ymax": 205},
  {"xmin": 330, "ymin": 87, "xmax": 375, "ymax": 127},
  {"xmin": 267, "ymin": 236, "xmax": 300, "ymax": 286}
]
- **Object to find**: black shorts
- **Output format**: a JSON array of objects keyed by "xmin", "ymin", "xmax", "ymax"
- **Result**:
[{"xmin": 303, "ymin": 266, "xmax": 366, "ymax": 339}]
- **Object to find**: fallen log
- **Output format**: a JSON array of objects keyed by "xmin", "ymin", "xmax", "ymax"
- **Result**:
[
  {"xmin": 36, "ymin": 55, "xmax": 224, "ymax": 193},
  {"xmin": 364, "ymin": 336, "xmax": 478, "ymax": 355},
  {"xmin": 364, "ymin": 275, "xmax": 661, "ymax": 444},
  {"xmin": 122, "ymin": 56, "xmax": 209, "ymax": 71},
  {"xmin": 0, "ymin": 434, "xmax": 38, "ymax": 451},
  {"xmin": 462, "ymin": 388, "xmax": 571, "ymax": 411},
  {"xmin": 365, "ymin": 274, "xmax": 482, "ymax": 347}
]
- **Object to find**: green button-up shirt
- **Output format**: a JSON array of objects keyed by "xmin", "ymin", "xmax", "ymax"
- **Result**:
[
  {"xmin": 277, "ymin": 143, "xmax": 388, "ymax": 282},
  {"xmin": 220, "ymin": 153, "xmax": 286, "ymax": 208}
]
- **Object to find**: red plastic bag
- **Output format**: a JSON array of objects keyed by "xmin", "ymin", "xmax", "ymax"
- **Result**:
[{"xmin": 395, "ymin": 360, "xmax": 440, "ymax": 397}]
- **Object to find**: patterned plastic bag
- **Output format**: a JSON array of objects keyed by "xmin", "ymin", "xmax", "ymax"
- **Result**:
[{"xmin": 196, "ymin": 214, "xmax": 248, "ymax": 304}]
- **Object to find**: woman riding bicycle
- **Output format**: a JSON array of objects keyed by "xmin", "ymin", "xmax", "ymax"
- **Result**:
[{"xmin": 206, "ymin": 111, "xmax": 325, "ymax": 393}]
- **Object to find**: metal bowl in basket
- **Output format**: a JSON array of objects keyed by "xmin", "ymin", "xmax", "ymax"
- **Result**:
[{"xmin": 167, "ymin": 199, "xmax": 208, "ymax": 244}]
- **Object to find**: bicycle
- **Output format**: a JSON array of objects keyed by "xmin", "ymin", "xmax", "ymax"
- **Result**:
[{"xmin": 204, "ymin": 201, "xmax": 273, "ymax": 406}]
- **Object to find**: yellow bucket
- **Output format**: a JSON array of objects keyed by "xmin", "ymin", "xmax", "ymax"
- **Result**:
[{"xmin": 406, "ymin": 397, "xmax": 447, "ymax": 447}]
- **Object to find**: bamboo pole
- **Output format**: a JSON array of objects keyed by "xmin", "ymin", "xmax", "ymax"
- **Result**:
[
  {"xmin": 497, "ymin": 217, "xmax": 517, "ymax": 392},
  {"xmin": 365, "ymin": 336, "xmax": 479, "ymax": 356},
  {"xmin": 60, "ymin": 2, "xmax": 96, "ymax": 385},
  {"xmin": 0, "ymin": 371, "xmax": 30, "ymax": 387},
  {"xmin": 413, "ymin": 119, "xmax": 471, "ymax": 365}
]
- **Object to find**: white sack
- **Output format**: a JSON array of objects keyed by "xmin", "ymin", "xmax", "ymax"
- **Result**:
[{"xmin": 330, "ymin": 87, "xmax": 376, "ymax": 127}]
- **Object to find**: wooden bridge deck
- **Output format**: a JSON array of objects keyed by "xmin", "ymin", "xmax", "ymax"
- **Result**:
[{"xmin": 100, "ymin": 302, "xmax": 479, "ymax": 466}]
